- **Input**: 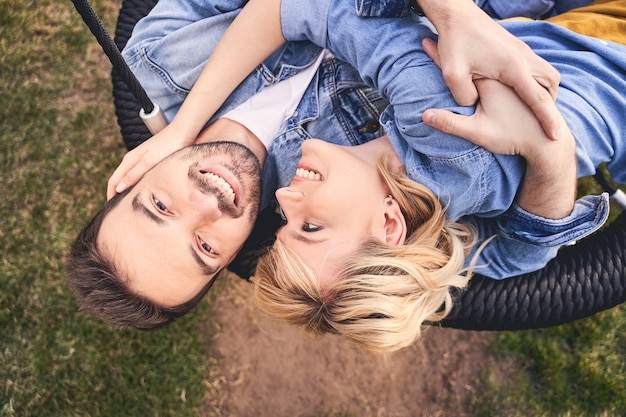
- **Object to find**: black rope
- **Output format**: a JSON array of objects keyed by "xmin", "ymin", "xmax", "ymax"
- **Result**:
[
  {"xmin": 440, "ymin": 209, "xmax": 626, "ymax": 330},
  {"xmin": 595, "ymin": 169, "xmax": 618, "ymax": 195},
  {"xmin": 70, "ymin": 0, "xmax": 154, "ymax": 113}
]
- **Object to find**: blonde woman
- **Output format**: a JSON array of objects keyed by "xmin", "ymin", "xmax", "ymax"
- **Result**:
[{"xmin": 242, "ymin": 0, "xmax": 625, "ymax": 351}]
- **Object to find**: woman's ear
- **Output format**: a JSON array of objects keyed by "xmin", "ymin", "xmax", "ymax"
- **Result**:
[{"xmin": 384, "ymin": 196, "xmax": 407, "ymax": 245}]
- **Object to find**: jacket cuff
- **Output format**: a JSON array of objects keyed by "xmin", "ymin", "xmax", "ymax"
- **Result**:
[{"xmin": 498, "ymin": 193, "xmax": 610, "ymax": 246}]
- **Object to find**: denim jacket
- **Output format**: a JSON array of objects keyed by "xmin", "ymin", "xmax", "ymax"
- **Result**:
[
  {"xmin": 124, "ymin": 0, "xmax": 624, "ymax": 279},
  {"xmin": 280, "ymin": 0, "xmax": 626, "ymax": 278},
  {"xmin": 354, "ymin": 0, "xmax": 594, "ymax": 19}
]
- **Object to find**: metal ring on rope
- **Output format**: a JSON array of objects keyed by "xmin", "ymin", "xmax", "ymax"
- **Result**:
[{"xmin": 110, "ymin": 0, "xmax": 626, "ymax": 331}]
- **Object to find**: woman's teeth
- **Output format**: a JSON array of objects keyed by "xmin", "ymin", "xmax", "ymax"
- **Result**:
[
  {"xmin": 203, "ymin": 172, "xmax": 236, "ymax": 202},
  {"xmin": 296, "ymin": 167, "xmax": 322, "ymax": 180}
]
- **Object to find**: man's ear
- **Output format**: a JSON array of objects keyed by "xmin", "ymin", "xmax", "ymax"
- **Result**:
[{"xmin": 384, "ymin": 197, "xmax": 407, "ymax": 245}]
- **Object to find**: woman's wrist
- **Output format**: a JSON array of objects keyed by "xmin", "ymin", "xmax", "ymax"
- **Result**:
[{"xmin": 165, "ymin": 117, "xmax": 202, "ymax": 145}]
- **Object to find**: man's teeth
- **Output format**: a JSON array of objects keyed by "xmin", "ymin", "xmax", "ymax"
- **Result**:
[
  {"xmin": 203, "ymin": 172, "xmax": 235, "ymax": 202},
  {"xmin": 296, "ymin": 168, "xmax": 322, "ymax": 180}
]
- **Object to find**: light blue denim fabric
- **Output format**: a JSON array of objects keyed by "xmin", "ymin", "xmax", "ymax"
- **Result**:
[
  {"xmin": 354, "ymin": 0, "xmax": 410, "ymax": 17},
  {"xmin": 477, "ymin": 0, "xmax": 593, "ymax": 19},
  {"xmin": 122, "ymin": 0, "xmax": 623, "ymax": 279},
  {"xmin": 122, "ymin": 0, "xmax": 324, "ymax": 123},
  {"xmin": 281, "ymin": 0, "xmax": 626, "ymax": 278},
  {"xmin": 353, "ymin": 0, "xmax": 593, "ymax": 19},
  {"xmin": 122, "ymin": 0, "xmax": 388, "ymax": 211}
]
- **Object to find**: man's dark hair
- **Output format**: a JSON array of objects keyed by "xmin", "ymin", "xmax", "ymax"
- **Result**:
[{"xmin": 65, "ymin": 188, "xmax": 217, "ymax": 330}]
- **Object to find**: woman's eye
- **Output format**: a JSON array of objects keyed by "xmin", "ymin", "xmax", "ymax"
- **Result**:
[
  {"xmin": 201, "ymin": 242, "xmax": 216, "ymax": 255},
  {"xmin": 153, "ymin": 198, "xmax": 167, "ymax": 212},
  {"xmin": 302, "ymin": 223, "xmax": 322, "ymax": 232}
]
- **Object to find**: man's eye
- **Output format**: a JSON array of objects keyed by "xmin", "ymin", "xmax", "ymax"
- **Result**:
[
  {"xmin": 154, "ymin": 198, "xmax": 167, "ymax": 212},
  {"xmin": 302, "ymin": 223, "xmax": 322, "ymax": 232}
]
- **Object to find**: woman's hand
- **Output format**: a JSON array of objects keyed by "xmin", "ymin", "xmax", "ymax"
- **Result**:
[
  {"xmin": 106, "ymin": 124, "xmax": 196, "ymax": 199},
  {"xmin": 418, "ymin": 0, "xmax": 562, "ymax": 140}
]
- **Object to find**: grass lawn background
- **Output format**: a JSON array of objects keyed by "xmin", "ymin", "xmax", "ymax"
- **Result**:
[{"xmin": 1, "ymin": 0, "xmax": 625, "ymax": 415}]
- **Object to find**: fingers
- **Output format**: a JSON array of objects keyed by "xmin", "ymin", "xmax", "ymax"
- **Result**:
[
  {"xmin": 422, "ymin": 108, "xmax": 481, "ymax": 145},
  {"xmin": 106, "ymin": 151, "xmax": 143, "ymax": 200},
  {"xmin": 421, "ymin": 38, "xmax": 441, "ymax": 68},
  {"xmin": 498, "ymin": 51, "xmax": 561, "ymax": 140},
  {"xmin": 106, "ymin": 179, "xmax": 118, "ymax": 201},
  {"xmin": 511, "ymin": 76, "xmax": 562, "ymax": 141},
  {"xmin": 422, "ymin": 38, "xmax": 478, "ymax": 106},
  {"xmin": 105, "ymin": 130, "xmax": 188, "ymax": 199},
  {"xmin": 532, "ymin": 59, "xmax": 560, "ymax": 101},
  {"xmin": 443, "ymin": 73, "xmax": 479, "ymax": 107}
]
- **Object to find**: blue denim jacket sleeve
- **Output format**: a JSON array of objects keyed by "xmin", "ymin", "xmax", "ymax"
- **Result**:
[
  {"xmin": 280, "ymin": 0, "xmax": 619, "ymax": 279},
  {"xmin": 355, "ymin": 0, "xmax": 410, "ymax": 17},
  {"xmin": 123, "ymin": 0, "xmax": 323, "ymax": 123},
  {"xmin": 353, "ymin": 0, "xmax": 577, "ymax": 20},
  {"xmin": 281, "ymin": 0, "xmax": 524, "ymax": 219},
  {"xmin": 464, "ymin": 193, "xmax": 610, "ymax": 279}
]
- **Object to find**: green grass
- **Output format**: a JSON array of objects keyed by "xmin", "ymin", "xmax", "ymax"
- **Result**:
[
  {"xmin": 471, "ymin": 175, "xmax": 626, "ymax": 417},
  {"xmin": 1, "ymin": 0, "xmax": 217, "ymax": 415},
  {"xmin": 473, "ymin": 308, "xmax": 626, "ymax": 417},
  {"xmin": 2, "ymin": 0, "xmax": 626, "ymax": 416}
]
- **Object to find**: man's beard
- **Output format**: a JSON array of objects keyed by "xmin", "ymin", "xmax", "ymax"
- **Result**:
[{"xmin": 182, "ymin": 141, "xmax": 262, "ymax": 221}]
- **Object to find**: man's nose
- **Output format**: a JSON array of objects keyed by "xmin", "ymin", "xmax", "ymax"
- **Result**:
[{"xmin": 192, "ymin": 191, "xmax": 224, "ymax": 222}]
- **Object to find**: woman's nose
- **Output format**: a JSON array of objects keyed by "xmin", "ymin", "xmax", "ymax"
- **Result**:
[
  {"xmin": 276, "ymin": 187, "xmax": 305, "ymax": 205},
  {"xmin": 276, "ymin": 187, "xmax": 304, "ymax": 202},
  {"xmin": 301, "ymin": 138, "xmax": 325, "ymax": 153}
]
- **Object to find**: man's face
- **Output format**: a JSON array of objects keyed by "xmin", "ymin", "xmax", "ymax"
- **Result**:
[{"xmin": 98, "ymin": 142, "xmax": 262, "ymax": 306}]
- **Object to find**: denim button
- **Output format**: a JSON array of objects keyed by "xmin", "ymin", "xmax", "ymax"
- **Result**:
[{"xmin": 359, "ymin": 119, "xmax": 380, "ymax": 133}]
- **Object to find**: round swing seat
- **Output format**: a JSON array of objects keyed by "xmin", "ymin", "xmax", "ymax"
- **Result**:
[{"xmin": 111, "ymin": 0, "xmax": 626, "ymax": 331}]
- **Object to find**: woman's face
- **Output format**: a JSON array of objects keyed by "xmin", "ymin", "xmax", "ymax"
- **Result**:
[{"xmin": 276, "ymin": 139, "xmax": 405, "ymax": 284}]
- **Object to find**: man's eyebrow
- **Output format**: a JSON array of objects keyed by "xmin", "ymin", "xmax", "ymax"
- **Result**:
[
  {"xmin": 132, "ymin": 194, "xmax": 166, "ymax": 226},
  {"xmin": 190, "ymin": 247, "xmax": 219, "ymax": 276},
  {"xmin": 131, "ymin": 194, "xmax": 218, "ymax": 276}
]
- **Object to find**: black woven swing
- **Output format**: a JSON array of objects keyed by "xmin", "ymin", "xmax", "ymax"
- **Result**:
[{"xmin": 73, "ymin": 0, "xmax": 626, "ymax": 331}]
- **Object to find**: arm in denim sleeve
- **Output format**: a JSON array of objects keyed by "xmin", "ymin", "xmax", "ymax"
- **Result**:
[
  {"xmin": 355, "ymin": 0, "xmax": 411, "ymax": 17},
  {"xmin": 464, "ymin": 194, "xmax": 610, "ymax": 279},
  {"xmin": 281, "ymin": 0, "xmax": 523, "ymax": 219}
]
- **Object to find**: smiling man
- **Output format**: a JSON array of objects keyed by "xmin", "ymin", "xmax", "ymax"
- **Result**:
[
  {"xmin": 66, "ymin": 125, "xmax": 267, "ymax": 329},
  {"xmin": 97, "ymin": 141, "xmax": 262, "ymax": 308}
]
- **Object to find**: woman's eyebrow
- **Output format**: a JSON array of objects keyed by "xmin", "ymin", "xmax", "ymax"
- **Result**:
[{"xmin": 288, "ymin": 230, "xmax": 325, "ymax": 245}]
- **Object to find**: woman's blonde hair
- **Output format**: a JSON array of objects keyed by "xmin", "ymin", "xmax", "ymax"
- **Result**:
[{"xmin": 253, "ymin": 156, "xmax": 477, "ymax": 352}]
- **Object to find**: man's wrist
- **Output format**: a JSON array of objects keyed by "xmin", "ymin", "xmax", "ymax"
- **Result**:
[
  {"xmin": 416, "ymin": 0, "xmax": 479, "ymax": 31},
  {"xmin": 517, "ymin": 131, "xmax": 577, "ymax": 219}
]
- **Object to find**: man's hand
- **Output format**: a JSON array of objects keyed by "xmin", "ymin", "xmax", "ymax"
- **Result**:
[
  {"xmin": 423, "ymin": 78, "xmax": 577, "ymax": 219},
  {"xmin": 423, "ymin": 79, "xmax": 553, "ymax": 156},
  {"xmin": 106, "ymin": 124, "xmax": 195, "ymax": 200},
  {"xmin": 418, "ymin": 0, "xmax": 562, "ymax": 140}
]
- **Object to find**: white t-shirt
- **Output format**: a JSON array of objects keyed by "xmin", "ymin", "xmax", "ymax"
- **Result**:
[{"xmin": 221, "ymin": 50, "xmax": 329, "ymax": 149}]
